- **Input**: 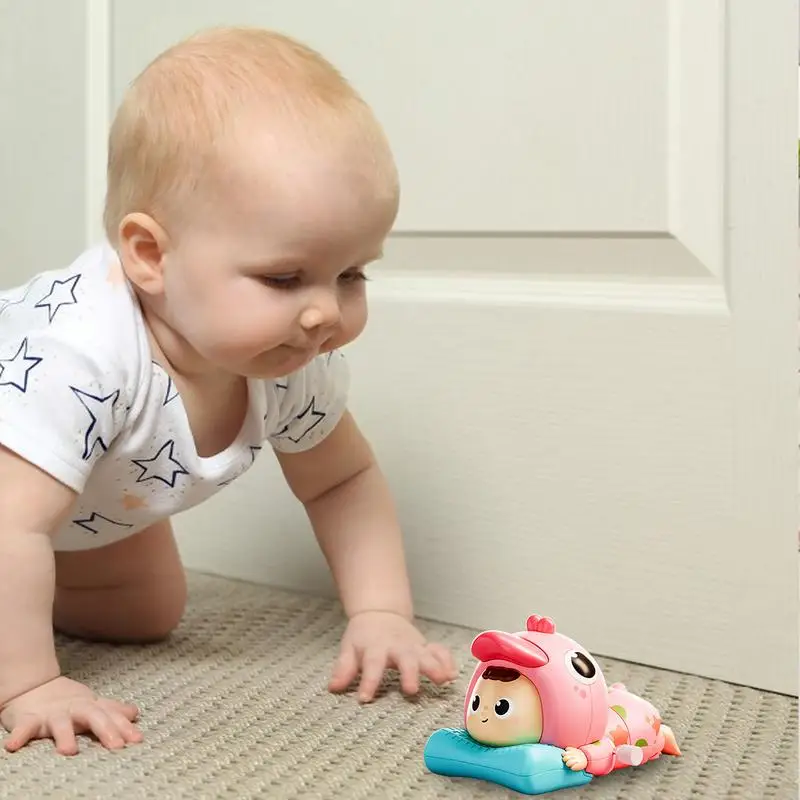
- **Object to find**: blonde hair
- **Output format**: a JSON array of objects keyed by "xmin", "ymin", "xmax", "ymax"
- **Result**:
[{"xmin": 103, "ymin": 26, "xmax": 397, "ymax": 244}]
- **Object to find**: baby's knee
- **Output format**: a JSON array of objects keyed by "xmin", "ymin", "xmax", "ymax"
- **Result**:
[
  {"xmin": 131, "ymin": 575, "xmax": 187, "ymax": 641},
  {"xmin": 54, "ymin": 573, "xmax": 187, "ymax": 644}
]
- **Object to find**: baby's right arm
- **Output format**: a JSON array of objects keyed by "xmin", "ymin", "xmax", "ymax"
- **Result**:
[
  {"xmin": 0, "ymin": 445, "xmax": 72, "ymax": 703},
  {"xmin": 0, "ymin": 446, "xmax": 140, "ymax": 755}
]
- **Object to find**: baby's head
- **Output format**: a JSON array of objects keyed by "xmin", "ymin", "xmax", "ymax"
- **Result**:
[
  {"xmin": 466, "ymin": 666, "xmax": 544, "ymax": 747},
  {"xmin": 105, "ymin": 27, "xmax": 399, "ymax": 378}
]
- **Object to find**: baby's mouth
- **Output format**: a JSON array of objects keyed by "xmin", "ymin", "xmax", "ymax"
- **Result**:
[{"xmin": 481, "ymin": 718, "xmax": 489, "ymax": 724}]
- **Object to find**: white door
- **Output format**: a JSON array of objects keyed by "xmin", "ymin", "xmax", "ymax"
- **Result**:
[{"xmin": 2, "ymin": 1, "xmax": 797, "ymax": 695}]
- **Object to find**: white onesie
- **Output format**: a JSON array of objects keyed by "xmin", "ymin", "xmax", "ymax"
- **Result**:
[{"xmin": 0, "ymin": 243, "xmax": 349, "ymax": 551}]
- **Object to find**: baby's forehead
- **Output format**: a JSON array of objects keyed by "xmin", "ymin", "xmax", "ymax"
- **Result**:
[{"xmin": 104, "ymin": 27, "xmax": 397, "ymax": 246}]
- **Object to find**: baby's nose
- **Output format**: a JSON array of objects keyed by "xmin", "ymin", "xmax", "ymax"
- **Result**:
[{"xmin": 301, "ymin": 289, "xmax": 341, "ymax": 330}]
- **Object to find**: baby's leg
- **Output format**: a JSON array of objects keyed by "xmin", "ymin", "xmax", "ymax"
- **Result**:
[{"xmin": 54, "ymin": 520, "xmax": 186, "ymax": 643}]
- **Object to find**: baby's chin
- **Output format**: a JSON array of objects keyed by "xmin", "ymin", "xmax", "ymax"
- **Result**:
[{"xmin": 232, "ymin": 347, "xmax": 319, "ymax": 379}]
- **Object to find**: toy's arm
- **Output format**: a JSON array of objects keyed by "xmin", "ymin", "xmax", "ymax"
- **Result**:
[{"xmin": 578, "ymin": 738, "xmax": 617, "ymax": 776}]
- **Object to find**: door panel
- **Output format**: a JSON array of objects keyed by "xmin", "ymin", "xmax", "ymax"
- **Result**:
[
  {"xmin": 111, "ymin": 0, "xmax": 670, "ymax": 233},
  {"xmin": 109, "ymin": 0, "xmax": 800, "ymax": 694},
  {"xmin": 0, "ymin": 1, "xmax": 87, "ymax": 281},
  {"xmin": 1, "ymin": 0, "xmax": 795, "ymax": 693}
]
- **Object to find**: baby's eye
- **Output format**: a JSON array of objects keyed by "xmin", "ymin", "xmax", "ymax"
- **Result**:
[
  {"xmin": 470, "ymin": 694, "xmax": 480, "ymax": 713},
  {"xmin": 494, "ymin": 698, "xmax": 513, "ymax": 717},
  {"xmin": 259, "ymin": 274, "xmax": 301, "ymax": 290},
  {"xmin": 338, "ymin": 269, "xmax": 368, "ymax": 285}
]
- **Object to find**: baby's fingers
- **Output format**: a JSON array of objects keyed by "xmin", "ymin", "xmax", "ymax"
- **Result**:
[
  {"xmin": 50, "ymin": 715, "xmax": 79, "ymax": 756},
  {"xmin": 4, "ymin": 716, "xmax": 41, "ymax": 753},
  {"xmin": 73, "ymin": 706, "xmax": 126, "ymax": 750},
  {"xmin": 328, "ymin": 645, "xmax": 358, "ymax": 693},
  {"xmin": 357, "ymin": 651, "xmax": 387, "ymax": 703},
  {"xmin": 396, "ymin": 652, "xmax": 420, "ymax": 696},
  {"xmin": 101, "ymin": 699, "xmax": 139, "ymax": 722},
  {"xmin": 428, "ymin": 643, "xmax": 458, "ymax": 681},
  {"xmin": 105, "ymin": 709, "xmax": 144, "ymax": 744},
  {"xmin": 420, "ymin": 647, "xmax": 454, "ymax": 686}
]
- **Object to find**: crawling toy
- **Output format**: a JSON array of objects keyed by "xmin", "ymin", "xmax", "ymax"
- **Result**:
[{"xmin": 424, "ymin": 614, "xmax": 681, "ymax": 795}]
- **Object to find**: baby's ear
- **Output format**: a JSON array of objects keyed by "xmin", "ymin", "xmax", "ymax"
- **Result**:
[{"xmin": 118, "ymin": 213, "xmax": 170, "ymax": 295}]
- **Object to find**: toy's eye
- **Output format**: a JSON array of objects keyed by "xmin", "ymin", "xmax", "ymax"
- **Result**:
[
  {"xmin": 494, "ymin": 698, "xmax": 513, "ymax": 717},
  {"xmin": 565, "ymin": 650, "xmax": 599, "ymax": 685},
  {"xmin": 470, "ymin": 694, "xmax": 480, "ymax": 712}
]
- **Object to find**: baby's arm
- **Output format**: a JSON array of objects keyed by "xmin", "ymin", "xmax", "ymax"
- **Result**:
[
  {"xmin": 277, "ymin": 411, "xmax": 412, "ymax": 619},
  {"xmin": 0, "ymin": 446, "xmax": 140, "ymax": 755},
  {"xmin": 0, "ymin": 446, "xmax": 66, "ymax": 703},
  {"xmin": 275, "ymin": 412, "xmax": 457, "ymax": 700}
]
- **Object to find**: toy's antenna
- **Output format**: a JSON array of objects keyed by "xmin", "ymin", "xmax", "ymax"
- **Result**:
[{"xmin": 526, "ymin": 615, "xmax": 556, "ymax": 634}]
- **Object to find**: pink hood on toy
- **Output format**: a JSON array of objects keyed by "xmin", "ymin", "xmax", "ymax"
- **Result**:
[{"xmin": 464, "ymin": 615, "xmax": 609, "ymax": 749}]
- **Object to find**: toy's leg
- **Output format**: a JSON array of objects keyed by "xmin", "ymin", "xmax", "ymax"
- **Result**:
[
  {"xmin": 661, "ymin": 725, "xmax": 682, "ymax": 756},
  {"xmin": 615, "ymin": 745, "xmax": 644, "ymax": 767}
]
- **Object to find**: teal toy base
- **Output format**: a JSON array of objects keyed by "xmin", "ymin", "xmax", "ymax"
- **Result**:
[{"xmin": 424, "ymin": 728, "xmax": 593, "ymax": 795}]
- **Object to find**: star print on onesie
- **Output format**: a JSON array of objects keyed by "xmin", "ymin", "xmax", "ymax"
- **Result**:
[
  {"xmin": 71, "ymin": 386, "xmax": 121, "ymax": 460},
  {"xmin": 272, "ymin": 397, "xmax": 326, "ymax": 444},
  {"xmin": 0, "ymin": 338, "xmax": 42, "ymax": 392},
  {"xmin": 132, "ymin": 440, "xmax": 189, "ymax": 487},
  {"xmin": 34, "ymin": 274, "xmax": 81, "ymax": 322},
  {"xmin": 0, "ymin": 243, "xmax": 350, "ymax": 551},
  {"xmin": 0, "ymin": 281, "xmax": 36, "ymax": 320},
  {"xmin": 73, "ymin": 512, "xmax": 133, "ymax": 535}
]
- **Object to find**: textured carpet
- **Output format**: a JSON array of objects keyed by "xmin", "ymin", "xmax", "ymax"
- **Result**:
[{"xmin": 0, "ymin": 572, "xmax": 796, "ymax": 799}]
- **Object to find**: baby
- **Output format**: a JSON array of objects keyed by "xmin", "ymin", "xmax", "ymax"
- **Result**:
[{"xmin": 0, "ymin": 26, "xmax": 456, "ymax": 756}]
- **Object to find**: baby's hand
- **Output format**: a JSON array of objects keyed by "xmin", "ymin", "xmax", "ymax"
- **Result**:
[
  {"xmin": 1, "ymin": 676, "xmax": 143, "ymax": 755},
  {"xmin": 328, "ymin": 611, "xmax": 458, "ymax": 703},
  {"xmin": 562, "ymin": 746, "xmax": 589, "ymax": 771}
]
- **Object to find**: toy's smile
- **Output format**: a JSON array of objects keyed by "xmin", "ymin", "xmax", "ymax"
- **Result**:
[{"xmin": 481, "ymin": 718, "xmax": 488, "ymax": 723}]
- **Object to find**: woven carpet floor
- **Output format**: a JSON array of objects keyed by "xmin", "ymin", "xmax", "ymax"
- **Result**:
[{"xmin": 0, "ymin": 572, "xmax": 796, "ymax": 799}]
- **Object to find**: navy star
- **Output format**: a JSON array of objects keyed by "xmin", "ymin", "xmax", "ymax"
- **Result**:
[
  {"xmin": 151, "ymin": 362, "xmax": 178, "ymax": 405},
  {"xmin": 71, "ymin": 386, "xmax": 120, "ymax": 460},
  {"xmin": 0, "ymin": 338, "xmax": 42, "ymax": 392},
  {"xmin": 131, "ymin": 439, "xmax": 189, "ymax": 487},
  {"xmin": 34, "ymin": 274, "xmax": 81, "ymax": 322},
  {"xmin": 73, "ymin": 512, "xmax": 133, "ymax": 535},
  {"xmin": 0, "ymin": 282, "xmax": 35, "ymax": 319},
  {"xmin": 263, "ymin": 382, "xmax": 290, "ymax": 422},
  {"xmin": 163, "ymin": 376, "xmax": 178, "ymax": 405},
  {"xmin": 274, "ymin": 397, "xmax": 326, "ymax": 444}
]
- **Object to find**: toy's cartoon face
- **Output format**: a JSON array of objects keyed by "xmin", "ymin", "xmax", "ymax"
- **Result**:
[{"xmin": 466, "ymin": 666, "xmax": 543, "ymax": 747}]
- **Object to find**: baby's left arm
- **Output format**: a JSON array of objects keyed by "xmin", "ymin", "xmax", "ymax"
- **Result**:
[{"xmin": 275, "ymin": 412, "xmax": 457, "ymax": 702}]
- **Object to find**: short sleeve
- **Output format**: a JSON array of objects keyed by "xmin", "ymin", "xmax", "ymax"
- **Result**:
[
  {"xmin": 266, "ymin": 350, "xmax": 350, "ymax": 453},
  {"xmin": 0, "ymin": 328, "xmax": 128, "ymax": 493}
]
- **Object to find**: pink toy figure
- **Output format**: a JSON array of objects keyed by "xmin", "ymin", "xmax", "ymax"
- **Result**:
[{"xmin": 464, "ymin": 614, "xmax": 681, "ymax": 775}]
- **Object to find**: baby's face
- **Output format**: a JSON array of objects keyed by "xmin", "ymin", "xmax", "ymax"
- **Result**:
[
  {"xmin": 151, "ymin": 115, "xmax": 398, "ymax": 379},
  {"xmin": 466, "ymin": 674, "xmax": 543, "ymax": 747}
]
